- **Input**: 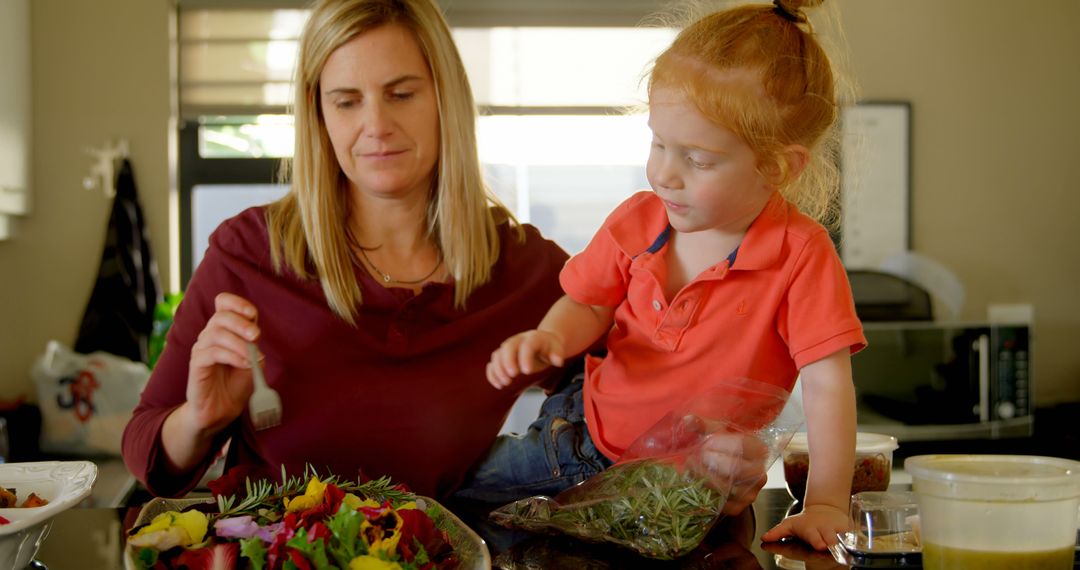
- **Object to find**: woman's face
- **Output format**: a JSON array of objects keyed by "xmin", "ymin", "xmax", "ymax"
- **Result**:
[{"xmin": 319, "ymin": 24, "xmax": 440, "ymax": 201}]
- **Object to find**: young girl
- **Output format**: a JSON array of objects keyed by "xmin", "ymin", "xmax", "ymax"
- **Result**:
[{"xmin": 471, "ymin": 0, "xmax": 864, "ymax": 550}]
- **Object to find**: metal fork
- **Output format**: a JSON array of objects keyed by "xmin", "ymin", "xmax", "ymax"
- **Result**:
[{"xmin": 247, "ymin": 342, "xmax": 282, "ymax": 430}]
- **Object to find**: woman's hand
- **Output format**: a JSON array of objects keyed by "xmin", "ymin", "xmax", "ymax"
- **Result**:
[
  {"xmin": 185, "ymin": 292, "xmax": 261, "ymax": 431},
  {"xmin": 762, "ymin": 503, "xmax": 851, "ymax": 550},
  {"xmin": 162, "ymin": 293, "xmax": 260, "ymax": 473},
  {"xmin": 486, "ymin": 330, "xmax": 565, "ymax": 389}
]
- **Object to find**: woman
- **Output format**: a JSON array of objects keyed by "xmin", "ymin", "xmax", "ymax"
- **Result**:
[{"xmin": 121, "ymin": 0, "xmax": 568, "ymax": 499}]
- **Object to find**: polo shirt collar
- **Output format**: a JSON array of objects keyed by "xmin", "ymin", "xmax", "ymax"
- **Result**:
[
  {"xmin": 733, "ymin": 191, "xmax": 789, "ymax": 270},
  {"xmin": 605, "ymin": 190, "xmax": 789, "ymax": 270},
  {"xmin": 606, "ymin": 193, "xmax": 671, "ymax": 258}
]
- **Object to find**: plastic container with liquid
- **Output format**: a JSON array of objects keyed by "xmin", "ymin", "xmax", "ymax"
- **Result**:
[{"xmin": 905, "ymin": 454, "xmax": 1080, "ymax": 570}]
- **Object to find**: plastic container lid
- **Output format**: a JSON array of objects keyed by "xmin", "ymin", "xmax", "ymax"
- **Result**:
[
  {"xmin": 784, "ymin": 432, "xmax": 898, "ymax": 455},
  {"xmin": 905, "ymin": 454, "xmax": 1080, "ymax": 502}
]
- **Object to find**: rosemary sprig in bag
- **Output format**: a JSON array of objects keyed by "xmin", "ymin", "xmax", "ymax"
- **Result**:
[{"xmin": 491, "ymin": 459, "xmax": 725, "ymax": 559}]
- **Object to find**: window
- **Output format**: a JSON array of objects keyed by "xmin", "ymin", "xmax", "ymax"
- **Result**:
[{"xmin": 178, "ymin": 6, "xmax": 674, "ymax": 284}]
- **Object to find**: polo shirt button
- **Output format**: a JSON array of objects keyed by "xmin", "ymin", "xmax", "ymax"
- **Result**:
[{"xmin": 652, "ymin": 299, "xmax": 662, "ymax": 311}]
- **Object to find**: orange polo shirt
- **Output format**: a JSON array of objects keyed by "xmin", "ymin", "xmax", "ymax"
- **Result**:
[{"xmin": 561, "ymin": 191, "xmax": 866, "ymax": 461}]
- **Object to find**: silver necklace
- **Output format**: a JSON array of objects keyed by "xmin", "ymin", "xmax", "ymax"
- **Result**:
[{"xmin": 354, "ymin": 243, "xmax": 442, "ymax": 285}]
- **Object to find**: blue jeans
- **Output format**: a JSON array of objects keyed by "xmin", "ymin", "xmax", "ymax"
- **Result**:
[{"xmin": 454, "ymin": 373, "xmax": 613, "ymax": 504}]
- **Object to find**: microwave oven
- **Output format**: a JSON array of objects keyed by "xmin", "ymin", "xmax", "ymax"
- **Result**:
[{"xmin": 851, "ymin": 321, "xmax": 1032, "ymax": 441}]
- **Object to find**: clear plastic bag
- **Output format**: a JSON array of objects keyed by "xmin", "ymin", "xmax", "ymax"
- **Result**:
[{"xmin": 490, "ymin": 377, "xmax": 804, "ymax": 560}]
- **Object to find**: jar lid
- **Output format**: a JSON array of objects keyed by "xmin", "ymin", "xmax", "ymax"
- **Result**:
[
  {"xmin": 905, "ymin": 454, "xmax": 1080, "ymax": 501},
  {"xmin": 784, "ymin": 432, "xmax": 898, "ymax": 454}
]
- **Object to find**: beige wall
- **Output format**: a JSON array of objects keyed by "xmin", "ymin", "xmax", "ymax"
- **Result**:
[
  {"xmin": 0, "ymin": 0, "xmax": 172, "ymax": 398},
  {"xmin": 0, "ymin": 0, "xmax": 1077, "ymax": 406},
  {"xmin": 840, "ymin": 0, "xmax": 1080, "ymax": 403}
]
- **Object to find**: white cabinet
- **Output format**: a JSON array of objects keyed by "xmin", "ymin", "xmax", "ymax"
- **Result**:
[{"xmin": 0, "ymin": 0, "xmax": 31, "ymax": 239}]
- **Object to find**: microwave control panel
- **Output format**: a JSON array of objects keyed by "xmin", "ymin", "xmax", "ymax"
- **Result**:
[{"xmin": 993, "ymin": 325, "xmax": 1029, "ymax": 419}]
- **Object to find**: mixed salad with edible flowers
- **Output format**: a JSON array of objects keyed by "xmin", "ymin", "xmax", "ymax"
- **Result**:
[{"xmin": 128, "ymin": 466, "xmax": 460, "ymax": 570}]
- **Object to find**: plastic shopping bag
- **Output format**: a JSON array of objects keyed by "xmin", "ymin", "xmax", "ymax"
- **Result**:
[
  {"xmin": 31, "ymin": 340, "xmax": 150, "ymax": 455},
  {"xmin": 490, "ymin": 377, "xmax": 804, "ymax": 559}
]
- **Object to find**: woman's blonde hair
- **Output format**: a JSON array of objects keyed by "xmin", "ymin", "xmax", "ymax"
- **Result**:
[
  {"xmin": 649, "ymin": 0, "xmax": 853, "ymax": 228},
  {"xmin": 267, "ymin": 0, "xmax": 517, "ymax": 324}
]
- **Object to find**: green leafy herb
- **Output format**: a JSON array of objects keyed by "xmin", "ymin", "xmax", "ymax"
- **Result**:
[
  {"xmin": 239, "ymin": 536, "xmax": 268, "ymax": 570},
  {"xmin": 136, "ymin": 547, "xmax": 158, "ymax": 569},
  {"xmin": 287, "ymin": 528, "xmax": 335, "ymax": 570},
  {"xmin": 412, "ymin": 540, "xmax": 431, "ymax": 566},
  {"xmin": 214, "ymin": 464, "xmax": 413, "ymax": 523}
]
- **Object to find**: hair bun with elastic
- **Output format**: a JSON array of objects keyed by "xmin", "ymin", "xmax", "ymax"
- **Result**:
[{"xmin": 772, "ymin": 0, "xmax": 823, "ymax": 24}]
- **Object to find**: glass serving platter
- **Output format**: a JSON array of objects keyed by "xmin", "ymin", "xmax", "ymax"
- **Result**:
[{"xmin": 124, "ymin": 495, "xmax": 491, "ymax": 570}]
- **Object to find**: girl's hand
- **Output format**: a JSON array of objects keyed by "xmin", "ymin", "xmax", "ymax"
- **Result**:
[
  {"xmin": 182, "ymin": 292, "xmax": 261, "ymax": 433},
  {"xmin": 761, "ymin": 503, "xmax": 851, "ymax": 550},
  {"xmin": 693, "ymin": 431, "xmax": 769, "ymax": 515},
  {"xmin": 487, "ymin": 330, "xmax": 565, "ymax": 389}
]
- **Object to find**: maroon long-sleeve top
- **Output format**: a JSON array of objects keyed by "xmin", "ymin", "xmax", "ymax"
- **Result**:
[{"xmin": 122, "ymin": 207, "xmax": 568, "ymax": 498}]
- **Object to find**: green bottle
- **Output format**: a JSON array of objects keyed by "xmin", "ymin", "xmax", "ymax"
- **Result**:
[{"xmin": 149, "ymin": 292, "xmax": 184, "ymax": 369}]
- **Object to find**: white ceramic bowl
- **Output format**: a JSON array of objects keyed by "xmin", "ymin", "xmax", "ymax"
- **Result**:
[{"xmin": 0, "ymin": 461, "xmax": 98, "ymax": 569}]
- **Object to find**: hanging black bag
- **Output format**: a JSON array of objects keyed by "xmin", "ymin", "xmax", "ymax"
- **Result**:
[{"xmin": 74, "ymin": 158, "xmax": 162, "ymax": 363}]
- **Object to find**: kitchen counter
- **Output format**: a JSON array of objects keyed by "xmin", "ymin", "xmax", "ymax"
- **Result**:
[
  {"xmin": 30, "ymin": 486, "xmax": 1080, "ymax": 569},
  {"xmin": 443, "ymin": 488, "xmax": 878, "ymax": 569}
]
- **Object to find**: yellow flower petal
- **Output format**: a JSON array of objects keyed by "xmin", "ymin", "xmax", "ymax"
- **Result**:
[
  {"xmin": 128, "ymin": 526, "xmax": 190, "ymax": 550},
  {"xmin": 173, "ymin": 510, "xmax": 209, "ymax": 544},
  {"xmin": 359, "ymin": 511, "xmax": 403, "ymax": 555},
  {"xmin": 134, "ymin": 512, "xmax": 177, "ymax": 536},
  {"xmin": 284, "ymin": 495, "xmax": 317, "ymax": 513},
  {"xmin": 343, "ymin": 494, "xmax": 381, "ymax": 511},
  {"xmin": 131, "ymin": 510, "xmax": 208, "ymax": 547},
  {"xmin": 348, "ymin": 556, "xmax": 402, "ymax": 570},
  {"xmin": 395, "ymin": 501, "xmax": 417, "ymax": 511},
  {"xmin": 305, "ymin": 477, "xmax": 327, "ymax": 499},
  {"xmin": 285, "ymin": 477, "xmax": 327, "ymax": 512}
]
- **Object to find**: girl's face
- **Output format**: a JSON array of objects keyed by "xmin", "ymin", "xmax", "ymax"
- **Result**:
[
  {"xmin": 646, "ymin": 86, "xmax": 773, "ymax": 236},
  {"xmin": 320, "ymin": 24, "xmax": 440, "ymax": 201}
]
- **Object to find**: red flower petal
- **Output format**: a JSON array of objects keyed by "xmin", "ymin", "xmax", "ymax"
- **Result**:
[
  {"xmin": 323, "ymin": 483, "xmax": 345, "ymax": 514},
  {"xmin": 307, "ymin": 521, "xmax": 332, "ymax": 543},
  {"xmin": 173, "ymin": 540, "xmax": 239, "ymax": 570},
  {"xmin": 266, "ymin": 515, "xmax": 298, "ymax": 568},
  {"xmin": 287, "ymin": 549, "xmax": 314, "ymax": 570},
  {"xmin": 285, "ymin": 482, "xmax": 352, "ymax": 529},
  {"xmin": 358, "ymin": 501, "xmax": 392, "ymax": 520},
  {"xmin": 207, "ymin": 465, "xmax": 276, "ymax": 499},
  {"xmin": 397, "ymin": 508, "xmax": 453, "ymax": 563}
]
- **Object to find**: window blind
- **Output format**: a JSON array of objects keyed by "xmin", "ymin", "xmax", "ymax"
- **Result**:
[
  {"xmin": 177, "ymin": 0, "xmax": 672, "ymax": 118},
  {"xmin": 179, "ymin": 8, "xmax": 306, "ymax": 118}
]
